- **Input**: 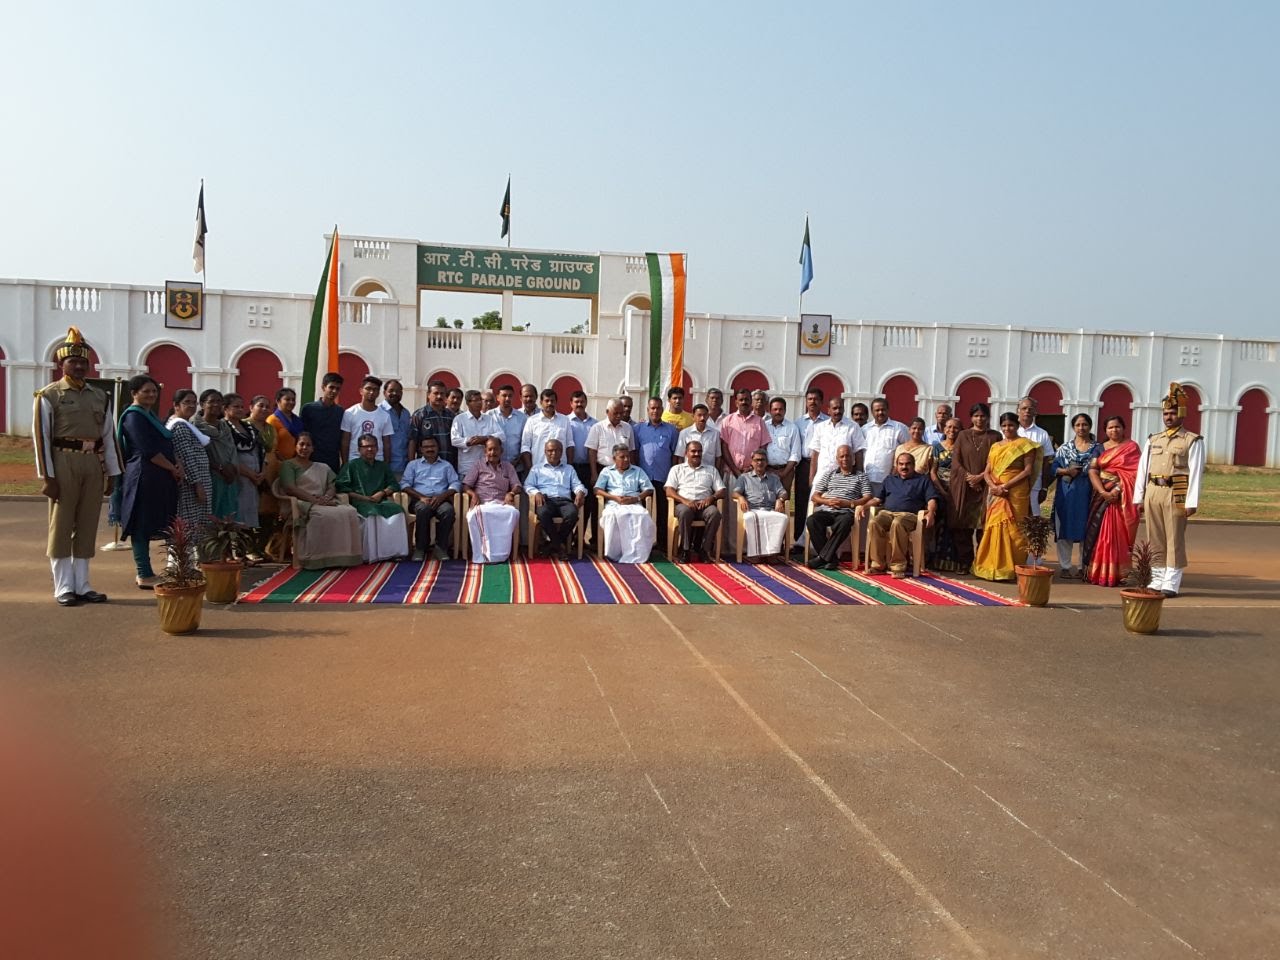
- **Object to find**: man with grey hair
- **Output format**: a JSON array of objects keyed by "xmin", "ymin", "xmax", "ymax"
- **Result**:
[
  {"xmin": 924, "ymin": 403, "xmax": 953, "ymax": 445},
  {"xmin": 585, "ymin": 398, "xmax": 635, "ymax": 483},
  {"xmin": 1016, "ymin": 396, "xmax": 1055, "ymax": 505},
  {"xmin": 594, "ymin": 443, "xmax": 656, "ymax": 563},
  {"xmin": 751, "ymin": 389, "xmax": 769, "ymax": 418}
]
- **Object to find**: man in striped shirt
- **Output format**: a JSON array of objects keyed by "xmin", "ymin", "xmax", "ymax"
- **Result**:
[{"xmin": 805, "ymin": 445, "xmax": 873, "ymax": 570}]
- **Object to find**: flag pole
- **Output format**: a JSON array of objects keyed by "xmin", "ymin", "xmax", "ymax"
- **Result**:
[
  {"xmin": 507, "ymin": 174, "xmax": 512, "ymax": 248},
  {"xmin": 201, "ymin": 179, "xmax": 207, "ymax": 289}
]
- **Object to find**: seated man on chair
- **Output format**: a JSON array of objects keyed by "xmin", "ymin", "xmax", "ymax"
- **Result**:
[
  {"xmin": 734, "ymin": 449, "xmax": 789, "ymax": 563},
  {"xmin": 526, "ymin": 438, "xmax": 587, "ymax": 559},
  {"xmin": 337, "ymin": 434, "xmax": 411, "ymax": 562},
  {"xmin": 463, "ymin": 437, "xmax": 523, "ymax": 564},
  {"xmin": 400, "ymin": 436, "xmax": 460, "ymax": 561},
  {"xmin": 665, "ymin": 440, "xmax": 726, "ymax": 563},
  {"xmin": 806, "ymin": 444, "xmax": 872, "ymax": 570},
  {"xmin": 594, "ymin": 443, "xmax": 656, "ymax": 564},
  {"xmin": 867, "ymin": 452, "xmax": 940, "ymax": 578}
]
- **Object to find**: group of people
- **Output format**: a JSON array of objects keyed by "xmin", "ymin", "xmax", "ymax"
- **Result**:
[{"xmin": 33, "ymin": 325, "xmax": 1204, "ymax": 604}]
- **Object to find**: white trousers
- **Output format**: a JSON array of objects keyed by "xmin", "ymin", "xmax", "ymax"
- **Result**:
[
  {"xmin": 50, "ymin": 557, "xmax": 94, "ymax": 597},
  {"xmin": 360, "ymin": 514, "xmax": 409, "ymax": 562},
  {"xmin": 467, "ymin": 503, "xmax": 519, "ymax": 563},
  {"xmin": 599, "ymin": 504, "xmax": 656, "ymax": 564},
  {"xmin": 741, "ymin": 509, "xmax": 788, "ymax": 557}
]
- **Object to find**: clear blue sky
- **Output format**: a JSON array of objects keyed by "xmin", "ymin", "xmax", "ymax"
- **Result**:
[{"xmin": 2, "ymin": 1, "xmax": 1276, "ymax": 337}]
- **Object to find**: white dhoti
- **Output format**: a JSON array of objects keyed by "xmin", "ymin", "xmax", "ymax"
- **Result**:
[
  {"xmin": 467, "ymin": 503, "xmax": 519, "ymax": 563},
  {"xmin": 741, "ymin": 509, "xmax": 788, "ymax": 558},
  {"xmin": 600, "ymin": 503, "xmax": 656, "ymax": 564},
  {"xmin": 360, "ymin": 513, "xmax": 410, "ymax": 562}
]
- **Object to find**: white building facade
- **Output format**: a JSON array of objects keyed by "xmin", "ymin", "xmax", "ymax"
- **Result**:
[{"xmin": 2, "ymin": 232, "xmax": 1277, "ymax": 465}]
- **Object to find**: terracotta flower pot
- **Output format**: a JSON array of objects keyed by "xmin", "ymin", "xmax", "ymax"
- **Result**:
[
  {"xmin": 1120, "ymin": 589, "xmax": 1164, "ymax": 634},
  {"xmin": 202, "ymin": 561, "xmax": 244, "ymax": 604},
  {"xmin": 154, "ymin": 582, "xmax": 206, "ymax": 635},
  {"xmin": 1014, "ymin": 564, "xmax": 1054, "ymax": 606}
]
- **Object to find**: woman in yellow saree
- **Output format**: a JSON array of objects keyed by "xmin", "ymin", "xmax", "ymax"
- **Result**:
[{"xmin": 972, "ymin": 412, "xmax": 1042, "ymax": 581}]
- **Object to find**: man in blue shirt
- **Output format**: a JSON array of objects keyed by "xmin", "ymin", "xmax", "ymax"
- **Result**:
[
  {"xmin": 378, "ymin": 379, "xmax": 413, "ymax": 479},
  {"xmin": 487, "ymin": 383, "xmax": 527, "ymax": 473},
  {"xmin": 566, "ymin": 390, "xmax": 597, "ymax": 547},
  {"xmin": 867, "ymin": 452, "xmax": 940, "ymax": 578},
  {"xmin": 633, "ymin": 397, "xmax": 678, "ymax": 552},
  {"xmin": 525, "ymin": 439, "xmax": 587, "ymax": 559},
  {"xmin": 400, "ymin": 436, "xmax": 461, "ymax": 561}
]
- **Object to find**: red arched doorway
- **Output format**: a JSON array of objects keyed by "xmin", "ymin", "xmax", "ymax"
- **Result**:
[
  {"xmin": 1098, "ymin": 383, "xmax": 1133, "ymax": 431},
  {"xmin": 336, "ymin": 352, "xmax": 370, "ymax": 407},
  {"xmin": 1029, "ymin": 380, "xmax": 1063, "ymax": 415},
  {"xmin": 805, "ymin": 372, "xmax": 845, "ymax": 405},
  {"xmin": 880, "ymin": 374, "xmax": 919, "ymax": 421},
  {"xmin": 488, "ymin": 373, "xmax": 520, "ymax": 394},
  {"xmin": 234, "ymin": 348, "xmax": 283, "ymax": 404},
  {"xmin": 550, "ymin": 375, "xmax": 583, "ymax": 414},
  {"xmin": 955, "ymin": 376, "xmax": 992, "ymax": 422},
  {"xmin": 143, "ymin": 344, "xmax": 192, "ymax": 401},
  {"xmin": 1181, "ymin": 385, "xmax": 1203, "ymax": 435},
  {"xmin": 428, "ymin": 370, "xmax": 461, "ymax": 391},
  {"xmin": 1234, "ymin": 388, "xmax": 1269, "ymax": 466},
  {"xmin": 730, "ymin": 369, "xmax": 770, "ymax": 395}
]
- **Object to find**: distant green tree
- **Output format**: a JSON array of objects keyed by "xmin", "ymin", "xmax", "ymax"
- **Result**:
[
  {"xmin": 471, "ymin": 310, "xmax": 502, "ymax": 330},
  {"xmin": 565, "ymin": 322, "xmax": 586, "ymax": 334},
  {"xmin": 452, "ymin": 318, "xmax": 464, "ymax": 329},
  {"xmin": 434, "ymin": 316, "xmax": 449, "ymax": 328}
]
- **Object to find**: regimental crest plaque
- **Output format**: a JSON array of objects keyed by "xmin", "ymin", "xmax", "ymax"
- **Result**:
[
  {"xmin": 799, "ymin": 313, "xmax": 832, "ymax": 356},
  {"xmin": 165, "ymin": 281, "xmax": 204, "ymax": 329}
]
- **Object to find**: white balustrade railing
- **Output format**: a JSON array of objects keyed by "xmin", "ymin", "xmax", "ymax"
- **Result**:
[
  {"xmin": 51, "ymin": 286, "xmax": 101, "ymax": 312},
  {"xmin": 143, "ymin": 290, "xmax": 165, "ymax": 315},
  {"xmin": 551, "ymin": 336, "xmax": 586, "ymax": 355},
  {"xmin": 1241, "ymin": 341, "xmax": 1274, "ymax": 362},
  {"xmin": 1100, "ymin": 335, "xmax": 1137, "ymax": 357},
  {"xmin": 426, "ymin": 329, "xmax": 463, "ymax": 350},
  {"xmin": 351, "ymin": 239, "xmax": 391, "ymax": 260},
  {"xmin": 1030, "ymin": 331, "xmax": 1067, "ymax": 354},
  {"xmin": 881, "ymin": 325, "xmax": 922, "ymax": 348}
]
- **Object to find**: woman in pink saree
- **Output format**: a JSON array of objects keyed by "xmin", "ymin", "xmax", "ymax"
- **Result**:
[{"xmin": 1081, "ymin": 416, "xmax": 1142, "ymax": 586}]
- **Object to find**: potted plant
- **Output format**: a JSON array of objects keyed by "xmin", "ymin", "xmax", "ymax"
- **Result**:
[
  {"xmin": 154, "ymin": 517, "xmax": 207, "ymax": 635},
  {"xmin": 1120, "ymin": 540, "xmax": 1164, "ymax": 634},
  {"xmin": 199, "ymin": 514, "xmax": 253, "ymax": 604},
  {"xmin": 1015, "ymin": 514, "xmax": 1055, "ymax": 606}
]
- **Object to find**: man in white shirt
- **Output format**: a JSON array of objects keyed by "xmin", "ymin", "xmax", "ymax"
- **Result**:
[
  {"xmin": 705, "ymin": 388, "xmax": 725, "ymax": 426},
  {"xmin": 521, "ymin": 388, "xmax": 575, "ymax": 472},
  {"xmin": 923, "ymin": 403, "xmax": 953, "ymax": 446},
  {"xmin": 450, "ymin": 388, "xmax": 495, "ymax": 479},
  {"xmin": 585, "ymin": 398, "xmax": 635, "ymax": 483},
  {"xmin": 792, "ymin": 387, "xmax": 830, "ymax": 549},
  {"xmin": 676, "ymin": 404, "xmax": 723, "ymax": 469},
  {"xmin": 808, "ymin": 396, "xmax": 865, "ymax": 483},
  {"xmin": 340, "ymin": 375, "xmax": 394, "ymax": 463},
  {"xmin": 764, "ymin": 397, "xmax": 802, "ymax": 491},
  {"xmin": 665, "ymin": 440, "xmax": 726, "ymax": 563},
  {"xmin": 1016, "ymin": 396, "xmax": 1056, "ymax": 506},
  {"xmin": 861, "ymin": 396, "xmax": 910, "ymax": 496},
  {"xmin": 567, "ymin": 390, "xmax": 598, "ymax": 543}
]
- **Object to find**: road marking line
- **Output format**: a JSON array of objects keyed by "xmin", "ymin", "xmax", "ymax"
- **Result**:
[
  {"xmin": 793, "ymin": 649, "xmax": 1202, "ymax": 956},
  {"xmin": 686, "ymin": 836, "xmax": 732, "ymax": 908},
  {"xmin": 901, "ymin": 609, "xmax": 971, "ymax": 643},
  {"xmin": 645, "ymin": 773, "xmax": 672, "ymax": 815},
  {"xmin": 581, "ymin": 654, "xmax": 636, "ymax": 761},
  {"xmin": 653, "ymin": 607, "xmax": 985, "ymax": 957}
]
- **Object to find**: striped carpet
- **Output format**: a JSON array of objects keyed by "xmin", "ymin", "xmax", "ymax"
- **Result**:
[{"xmin": 238, "ymin": 558, "xmax": 1014, "ymax": 606}]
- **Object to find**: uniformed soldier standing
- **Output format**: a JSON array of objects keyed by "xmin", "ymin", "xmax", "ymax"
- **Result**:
[
  {"xmin": 1134, "ymin": 382, "xmax": 1205, "ymax": 597},
  {"xmin": 32, "ymin": 327, "xmax": 122, "ymax": 606}
]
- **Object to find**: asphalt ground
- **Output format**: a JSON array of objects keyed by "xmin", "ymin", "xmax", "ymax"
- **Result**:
[{"xmin": 1, "ymin": 500, "xmax": 1277, "ymax": 959}]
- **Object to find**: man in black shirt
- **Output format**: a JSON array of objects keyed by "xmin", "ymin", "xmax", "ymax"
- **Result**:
[
  {"xmin": 299, "ymin": 372, "xmax": 345, "ymax": 472},
  {"xmin": 867, "ymin": 452, "xmax": 940, "ymax": 577}
]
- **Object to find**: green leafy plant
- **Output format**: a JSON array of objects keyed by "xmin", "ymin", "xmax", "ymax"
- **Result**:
[
  {"xmin": 1128, "ymin": 540, "xmax": 1160, "ymax": 595},
  {"xmin": 1017, "ymin": 514, "xmax": 1054, "ymax": 567},
  {"xmin": 198, "ymin": 514, "xmax": 253, "ymax": 563},
  {"xmin": 158, "ymin": 517, "xmax": 206, "ymax": 588}
]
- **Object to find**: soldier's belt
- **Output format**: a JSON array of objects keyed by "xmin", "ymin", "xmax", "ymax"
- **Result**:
[
  {"xmin": 1148, "ymin": 476, "xmax": 1174, "ymax": 487},
  {"xmin": 52, "ymin": 438, "xmax": 102, "ymax": 452}
]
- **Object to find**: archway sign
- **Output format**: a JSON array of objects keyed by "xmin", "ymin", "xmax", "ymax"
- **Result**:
[{"xmin": 418, "ymin": 243, "xmax": 601, "ymax": 318}]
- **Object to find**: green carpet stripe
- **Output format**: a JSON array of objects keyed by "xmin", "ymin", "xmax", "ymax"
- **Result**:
[
  {"xmin": 268, "ymin": 568, "xmax": 327, "ymax": 602},
  {"xmin": 478, "ymin": 563, "xmax": 512, "ymax": 603},
  {"xmin": 649, "ymin": 561, "xmax": 718, "ymax": 604},
  {"xmin": 821, "ymin": 569, "xmax": 910, "ymax": 605}
]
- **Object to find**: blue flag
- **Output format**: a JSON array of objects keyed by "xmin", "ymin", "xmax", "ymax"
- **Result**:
[{"xmin": 799, "ymin": 216, "xmax": 813, "ymax": 294}]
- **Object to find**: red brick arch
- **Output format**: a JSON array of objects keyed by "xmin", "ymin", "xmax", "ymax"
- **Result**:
[
  {"xmin": 805, "ymin": 372, "xmax": 845, "ymax": 404},
  {"xmin": 336, "ymin": 352, "xmax": 370, "ymax": 407},
  {"xmin": 880, "ymin": 374, "xmax": 919, "ymax": 420},
  {"xmin": 730, "ymin": 369, "xmax": 770, "ymax": 394},
  {"xmin": 955, "ymin": 376, "xmax": 992, "ymax": 421},
  {"xmin": 143, "ymin": 344, "xmax": 192, "ymax": 401},
  {"xmin": 1234, "ymin": 388, "xmax": 1270, "ymax": 466},
  {"xmin": 550, "ymin": 375, "xmax": 584, "ymax": 414},
  {"xmin": 1028, "ymin": 380, "xmax": 1063, "ymax": 415},
  {"xmin": 234, "ymin": 348, "xmax": 283, "ymax": 404}
]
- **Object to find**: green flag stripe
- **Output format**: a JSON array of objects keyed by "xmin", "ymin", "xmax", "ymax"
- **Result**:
[
  {"xmin": 300, "ymin": 236, "xmax": 334, "ymax": 402},
  {"xmin": 646, "ymin": 252, "xmax": 664, "ymax": 398}
]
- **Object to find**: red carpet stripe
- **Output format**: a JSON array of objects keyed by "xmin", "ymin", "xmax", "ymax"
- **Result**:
[{"xmin": 677, "ymin": 563, "xmax": 771, "ymax": 604}]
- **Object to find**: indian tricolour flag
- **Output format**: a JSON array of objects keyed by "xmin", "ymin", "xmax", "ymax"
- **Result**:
[
  {"xmin": 301, "ymin": 228, "xmax": 340, "ymax": 402},
  {"xmin": 645, "ymin": 252, "xmax": 687, "ymax": 398}
]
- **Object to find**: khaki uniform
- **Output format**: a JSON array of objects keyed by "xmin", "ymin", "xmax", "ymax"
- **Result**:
[
  {"xmin": 1134, "ymin": 425, "xmax": 1203, "ymax": 594},
  {"xmin": 33, "ymin": 379, "xmax": 121, "ymax": 595}
]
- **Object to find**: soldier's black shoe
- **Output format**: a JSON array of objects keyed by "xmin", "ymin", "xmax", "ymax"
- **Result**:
[
  {"xmin": 56, "ymin": 592, "xmax": 79, "ymax": 607},
  {"xmin": 1161, "ymin": 590, "xmax": 1178, "ymax": 598},
  {"xmin": 76, "ymin": 590, "xmax": 108, "ymax": 603}
]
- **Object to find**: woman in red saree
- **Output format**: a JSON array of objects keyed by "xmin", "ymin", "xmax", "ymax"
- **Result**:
[{"xmin": 1081, "ymin": 416, "xmax": 1141, "ymax": 586}]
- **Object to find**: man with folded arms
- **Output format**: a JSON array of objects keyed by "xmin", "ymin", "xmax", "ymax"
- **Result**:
[
  {"xmin": 806, "ymin": 445, "xmax": 873, "ymax": 570},
  {"xmin": 734, "ymin": 449, "xmax": 789, "ymax": 562},
  {"xmin": 463, "ymin": 437, "xmax": 523, "ymax": 564},
  {"xmin": 867, "ymin": 452, "xmax": 939, "ymax": 578},
  {"xmin": 525, "ymin": 439, "xmax": 587, "ymax": 559},
  {"xmin": 400, "ymin": 436, "xmax": 460, "ymax": 562},
  {"xmin": 450, "ymin": 389, "xmax": 495, "ymax": 481},
  {"xmin": 665, "ymin": 441, "xmax": 726, "ymax": 563},
  {"xmin": 594, "ymin": 444, "xmax": 656, "ymax": 564}
]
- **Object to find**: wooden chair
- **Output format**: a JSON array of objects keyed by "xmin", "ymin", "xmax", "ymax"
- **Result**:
[
  {"xmin": 394, "ymin": 491, "xmax": 461, "ymax": 559},
  {"xmin": 527, "ymin": 495, "xmax": 585, "ymax": 560},
  {"xmin": 665, "ymin": 491, "xmax": 724, "ymax": 562},
  {"xmin": 594, "ymin": 492, "xmax": 658, "ymax": 561},
  {"xmin": 734, "ymin": 498, "xmax": 794, "ymax": 563},
  {"xmin": 460, "ymin": 491, "xmax": 521, "ymax": 563},
  {"xmin": 864, "ymin": 506, "xmax": 928, "ymax": 577},
  {"xmin": 803, "ymin": 504, "xmax": 866, "ymax": 568}
]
